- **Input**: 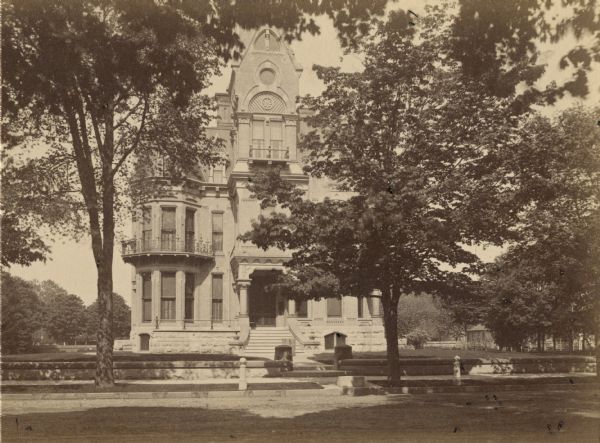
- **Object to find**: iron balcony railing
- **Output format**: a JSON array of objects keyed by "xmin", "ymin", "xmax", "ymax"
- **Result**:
[
  {"xmin": 250, "ymin": 140, "xmax": 289, "ymax": 160},
  {"xmin": 121, "ymin": 236, "xmax": 213, "ymax": 258}
]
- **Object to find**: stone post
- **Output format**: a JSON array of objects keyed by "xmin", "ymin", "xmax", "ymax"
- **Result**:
[
  {"xmin": 453, "ymin": 355, "xmax": 462, "ymax": 385},
  {"xmin": 239, "ymin": 357, "xmax": 248, "ymax": 391}
]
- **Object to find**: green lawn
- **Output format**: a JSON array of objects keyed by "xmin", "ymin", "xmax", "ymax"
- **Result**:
[{"xmin": 3, "ymin": 388, "xmax": 599, "ymax": 442}]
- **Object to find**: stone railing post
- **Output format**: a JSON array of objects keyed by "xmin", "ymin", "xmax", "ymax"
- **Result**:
[
  {"xmin": 453, "ymin": 355, "xmax": 462, "ymax": 385},
  {"xmin": 239, "ymin": 357, "xmax": 248, "ymax": 391}
]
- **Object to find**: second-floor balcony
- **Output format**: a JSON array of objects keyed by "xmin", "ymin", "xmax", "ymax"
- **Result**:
[
  {"xmin": 249, "ymin": 140, "xmax": 289, "ymax": 163},
  {"xmin": 121, "ymin": 234, "xmax": 213, "ymax": 263}
]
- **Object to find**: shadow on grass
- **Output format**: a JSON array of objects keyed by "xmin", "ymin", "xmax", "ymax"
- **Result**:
[{"xmin": 2, "ymin": 390, "xmax": 599, "ymax": 442}]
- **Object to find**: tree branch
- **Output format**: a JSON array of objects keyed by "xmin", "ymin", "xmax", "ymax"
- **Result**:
[{"xmin": 111, "ymin": 97, "xmax": 149, "ymax": 178}]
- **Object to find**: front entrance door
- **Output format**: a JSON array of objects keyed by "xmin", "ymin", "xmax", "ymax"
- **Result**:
[{"xmin": 249, "ymin": 272, "xmax": 277, "ymax": 327}]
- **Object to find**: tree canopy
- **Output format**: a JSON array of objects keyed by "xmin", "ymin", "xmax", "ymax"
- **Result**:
[
  {"xmin": 481, "ymin": 106, "xmax": 600, "ymax": 351},
  {"xmin": 2, "ymin": 0, "xmax": 388, "ymax": 385},
  {"xmin": 243, "ymin": 8, "xmax": 530, "ymax": 382},
  {"xmin": 452, "ymin": 0, "xmax": 600, "ymax": 110},
  {"xmin": 1, "ymin": 272, "xmax": 44, "ymax": 353}
]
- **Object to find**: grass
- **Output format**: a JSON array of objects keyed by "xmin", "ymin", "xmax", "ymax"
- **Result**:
[{"xmin": 2, "ymin": 389, "xmax": 599, "ymax": 442}]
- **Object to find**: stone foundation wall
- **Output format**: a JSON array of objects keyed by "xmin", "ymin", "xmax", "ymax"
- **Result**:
[
  {"xmin": 130, "ymin": 328, "xmax": 239, "ymax": 353},
  {"xmin": 293, "ymin": 322, "xmax": 386, "ymax": 353}
]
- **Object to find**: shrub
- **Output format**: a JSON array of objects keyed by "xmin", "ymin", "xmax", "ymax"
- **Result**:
[{"xmin": 406, "ymin": 329, "xmax": 429, "ymax": 350}]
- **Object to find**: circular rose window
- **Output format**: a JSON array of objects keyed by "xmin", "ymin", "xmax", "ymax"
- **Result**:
[{"xmin": 259, "ymin": 68, "xmax": 276, "ymax": 85}]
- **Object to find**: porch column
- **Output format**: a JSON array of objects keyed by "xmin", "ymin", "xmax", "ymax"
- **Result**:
[
  {"xmin": 152, "ymin": 270, "xmax": 161, "ymax": 327},
  {"xmin": 237, "ymin": 280, "xmax": 251, "ymax": 318},
  {"xmin": 370, "ymin": 289, "xmax": 383, "ymax": 326},
  {"xmin": 131, "ymin": 273, "xmax": 141, "ymax": 328},
  {"xmin": 176, "ymin": 270, "xmax": 185, "ymax": 328},
  {"xmin": 288, "ymin": 298, "xmax": 297, "ymax": 318}
]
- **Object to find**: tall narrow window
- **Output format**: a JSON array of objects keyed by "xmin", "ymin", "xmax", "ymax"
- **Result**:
[
  {"xmin": 161, "ymin": 207, "xmax": 176, "ymax": 251},
  {"xmin": 142, "ymin": 273, "xmax": 152, "ymax": 322},
  {"xmin": 327, "ymin": 296, "xmax": 342, "ymax": 317},
  {"xmin": 212, "ymin": 274, "xmax": 223, "ymax": 322},
  {"xmin": 212, "ymin": 212, "xmax": 223, "ymax": 252},
  {"xmin": 252, "ymin": 120, "xmax": 265, "ymax": 157},
  {"xmin": 185, "ymin": 209, "xmax": 195, "ymax": 252},
  {"xmin": 142, "ymin": 207, "xmax": 152, "ymax": 251},
  {"xmin": 297, "ymin": 299, "xmax": 308, "ymax": 318},
  {"xmin": 270, "ymin": 120, "xmax": 283, "ymax": 157},
  {"xmin": 357, "ymin": 296, "xmax": 364, "ymax": 318},
  {"xmin": 161, "ymin": 272, "xmax": 176, "ymax": 320},
  {"xmin": 185, "ymin": 273, "xmax": 195, "ymax": 321}
]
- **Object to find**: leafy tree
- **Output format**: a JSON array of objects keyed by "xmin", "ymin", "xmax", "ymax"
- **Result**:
[
  {"xmin": 243, "ymin": 8, "xmax": 527, "ymax": 383},
  {"xmin": 44, "ymin": 291, "xmax": 87, "ymax": 345},
  {"xmin": 0, "ymin": 272, "xmax": 44, "ymax": 353},
  {"xmin": 397, "ymin": 293, "xmax": 463, "ymax": 341},
  {"xmin": 406, "ymin": 329, "xmax": 430, "ymax": 350},
  {"xmin": 452, "ymin": 0, "xmax": 600, "ymax": 110},
  {"xmin": 481, "ymin": 106, "xmax": 600, "ymax": 352},
  {"xmin": 85, "ymin": 293, "xmax": 131, "ymax": 342},
  {"xmin": 2, "ymin": 0, "xmax": 386, "ymax": 387}
]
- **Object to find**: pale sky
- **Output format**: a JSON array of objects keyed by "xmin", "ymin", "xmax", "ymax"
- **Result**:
[{"xmin": 8, "ymin": 1, "xmax": 600, "ymax": 306}]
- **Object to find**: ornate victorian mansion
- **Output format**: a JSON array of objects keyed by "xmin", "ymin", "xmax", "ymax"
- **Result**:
[{"xmin": 122, "ymin": 28, "xmax": 385, "ymax": 355}]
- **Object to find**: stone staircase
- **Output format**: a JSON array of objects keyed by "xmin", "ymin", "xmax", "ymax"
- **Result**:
[{"xmin": 244, "ymin": 327, "xmax": 302, "ymax": 357}]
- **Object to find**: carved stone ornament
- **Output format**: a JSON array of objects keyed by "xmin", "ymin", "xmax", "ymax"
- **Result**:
[{"xmin": 248, "ymin": 92, "xmax": 286, "ymax": 113}]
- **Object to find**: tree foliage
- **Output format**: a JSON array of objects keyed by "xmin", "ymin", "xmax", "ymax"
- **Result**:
[
  {"xmin": 243, "ymin": 7, "xmax": 528, "ymax": 382},
  {"xmin": 452, "ymin": 0, "xmax": 600, "ymax": 110},
  {"xmin": 85, "ymin": 293, "xmax": 131, "ymax": 342},
  {"xmin": 397, "ymin": 293, "xmax": 464, "ymax": 342},
  {"xmin": 0, "ymin": 272, "xmax": 44, "ymax": 354},
  {"xmin": 481, "ymin": 106, "xmax": 600, "ymax": 351},
  {"xmin": 43, "ymin": 289, "xmax": 87, "ymax": 344},
  {"xmin": 2, "ymin": 0, "xmax": 387, "ymax": 386}
]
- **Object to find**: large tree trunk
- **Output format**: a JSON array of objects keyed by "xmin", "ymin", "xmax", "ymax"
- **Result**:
[
  {"xmin": 381, "ymin": 290, "xmax": 401, "ymax": 385},
  {"xmin": 596, "ymin": 313, "xmax": 599, "ymax": 379},
  {"xmin": 95, "ymin": 108, "xmax": 116, "ymax": 387},
  {"xmin": 95, "ymin": 260, "xmax": 114, "ymax": 386}
]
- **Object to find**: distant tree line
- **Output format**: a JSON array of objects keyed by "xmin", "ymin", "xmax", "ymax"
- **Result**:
[{"xmin": 1, "ymin": 272, "xmax": 130, "ymax": 354}]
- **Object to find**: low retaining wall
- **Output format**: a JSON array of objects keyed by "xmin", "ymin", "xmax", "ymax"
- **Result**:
[
  {"xmin": 2, "ymin": 360, "xmax": 289, "ymax": 381},
  {"xmin": 339, "ymin": 357, "xmax": 597, "ymax": 376}
]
